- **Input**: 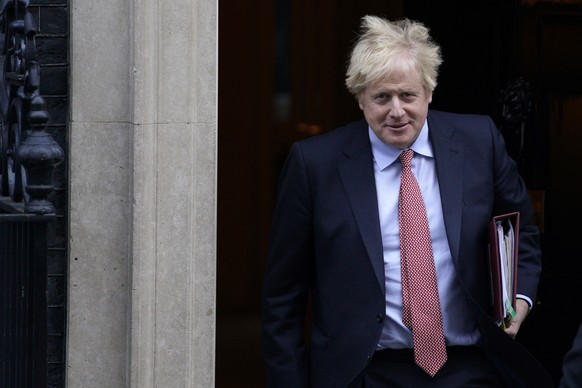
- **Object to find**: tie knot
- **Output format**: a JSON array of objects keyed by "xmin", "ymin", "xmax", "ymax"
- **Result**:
[{"xmin": 400, "ymin": 149, "xmax": 414, "ymax": 168}]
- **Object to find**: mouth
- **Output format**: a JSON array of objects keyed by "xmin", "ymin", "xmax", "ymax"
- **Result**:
[{"xmin": 386, "ymin": 122, "xmax": 409, "ymax": 130}]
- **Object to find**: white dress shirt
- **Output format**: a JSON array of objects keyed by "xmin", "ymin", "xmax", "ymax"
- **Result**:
[{"xmin": 369, "ymin": 121, "xmax": 481, "ymax": 349}]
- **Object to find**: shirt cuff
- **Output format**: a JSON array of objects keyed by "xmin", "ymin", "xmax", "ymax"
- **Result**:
[{"xmin": 516, "ymin": 294, "xmax": 533, "ymax": 311}]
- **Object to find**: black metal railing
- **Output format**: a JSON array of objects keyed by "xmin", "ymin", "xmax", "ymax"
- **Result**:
[
  {"xmin": 0, "ymin": 0, "xmax": 64, "ymax": 386},
  {"xmin": 0, "ymin": 206, "xmax": 52, "ymax": 388}
]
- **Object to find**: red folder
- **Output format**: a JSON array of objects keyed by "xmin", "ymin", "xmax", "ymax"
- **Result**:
[{"xmin": 488, "ymin": 212, "xmax": 519, "ymax": 324}]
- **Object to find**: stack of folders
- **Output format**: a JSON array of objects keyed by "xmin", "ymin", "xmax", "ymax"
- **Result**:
[{"xmin": 488, "ymin": 212, "xmax": 520, "ymax": 328}]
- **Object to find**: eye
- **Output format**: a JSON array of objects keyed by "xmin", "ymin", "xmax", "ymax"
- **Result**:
[
  {"xmin": 400, "ymin": 92, "xmax": 417, "ymax": 101},
  {"xmin": 374, "ymin": 93, "xmax": 390, "ymax": 102}
]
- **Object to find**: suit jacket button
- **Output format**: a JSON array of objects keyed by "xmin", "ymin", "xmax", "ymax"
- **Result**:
[{"xmin": 376, "ymin": 313, "xmax": 383, "ymax": 323}]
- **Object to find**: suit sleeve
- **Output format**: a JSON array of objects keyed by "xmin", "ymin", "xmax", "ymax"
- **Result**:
[
  {"xmin": 489, "ymin": 116, "xmax": 542, "ymax": 304},
  {"xmin": 559, "ymin": 323, "xmax": 582, "ymax": 387},
  {"xmin": 261, "ymin": 143, "xmax": 313, "ymax": 387}
]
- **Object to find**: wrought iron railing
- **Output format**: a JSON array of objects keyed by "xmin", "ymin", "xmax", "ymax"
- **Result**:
[
  {"xmin": 0, "ymin": 0, "xmax": 64, "ymax": 386},
  {"xmin": 0, "ymin": 209, "xmax": 52, "ymax": 388},
  {"xmin": 0, "ymin": 0, "xmax": 64, "ymax": 213}
]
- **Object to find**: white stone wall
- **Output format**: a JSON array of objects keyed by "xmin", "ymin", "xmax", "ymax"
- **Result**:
[{"xmin": 68, "ymin": 0, "xmax": 217, "ymax": 386}]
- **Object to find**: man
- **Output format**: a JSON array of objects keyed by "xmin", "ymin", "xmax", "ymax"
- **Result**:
[
  {"xmin": 261, "ymin": 15, "xmax": 554, "ymax": 387},
  {"xmin": 560, "ymin": 322, "xmax": 582, "ymax": 387}
]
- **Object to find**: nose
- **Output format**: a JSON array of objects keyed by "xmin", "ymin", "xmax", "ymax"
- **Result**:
[{"xmin": 389, "ymin": 98, "xmax": 404, "ymax": 118}]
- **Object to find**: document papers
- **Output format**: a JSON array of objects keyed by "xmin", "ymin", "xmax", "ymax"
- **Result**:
[{"xmin": 488, "ymin": 212, "xmax": 520, "ymax": 327}]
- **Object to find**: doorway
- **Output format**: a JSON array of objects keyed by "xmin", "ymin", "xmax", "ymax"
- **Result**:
[{"xmin": 216, "ymin": 1, "xmax": 582, "ymax": 386}]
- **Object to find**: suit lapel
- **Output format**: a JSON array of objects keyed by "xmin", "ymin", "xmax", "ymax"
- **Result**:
[
  {"xmin": 337, "ymin": 124, "xmax": 385, "ymax": 293},
  {"xmin": 428, "ymin": 112, "xmax": 464, "ymax": 265},
  {"xmin": 336, "ymin": 114, "xmax": 465, "ymax": 291}
]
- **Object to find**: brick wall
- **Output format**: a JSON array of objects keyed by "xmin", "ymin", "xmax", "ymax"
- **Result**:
[{"xmin": 30, "ymin": 1, "xmax": 68, "ymax": 386}]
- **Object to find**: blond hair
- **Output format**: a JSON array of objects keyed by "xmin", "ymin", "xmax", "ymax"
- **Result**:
[{"xmin": 345, "ymin": 16, "xmax": 442, "ymax": 98}]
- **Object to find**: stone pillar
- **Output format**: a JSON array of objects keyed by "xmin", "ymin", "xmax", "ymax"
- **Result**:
[{"xmin": 68, "ymin": 0, "xmax": 217, "ymax": 386}]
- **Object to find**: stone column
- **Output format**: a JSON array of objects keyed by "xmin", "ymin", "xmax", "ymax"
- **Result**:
[{"xmin": 68, "ymin": 0, "xmax": 217, "ymax": 386}]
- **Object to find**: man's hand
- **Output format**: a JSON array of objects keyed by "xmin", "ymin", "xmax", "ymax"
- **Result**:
[{"xmin": 504, "ymin": 299, "xmax": 529, "ymax": 338}]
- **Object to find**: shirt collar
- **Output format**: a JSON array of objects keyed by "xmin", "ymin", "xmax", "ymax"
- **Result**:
[{"xmin": 368, "ymin": 120, "xmax": 433, "ymax": 170}]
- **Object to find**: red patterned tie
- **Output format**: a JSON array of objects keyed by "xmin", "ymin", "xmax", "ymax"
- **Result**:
[{"xmin": 398, "ymin": 149, "xmax": 447, "ymax": 376}]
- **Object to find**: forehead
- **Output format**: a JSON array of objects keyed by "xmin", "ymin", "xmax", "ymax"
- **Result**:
[{"xmin": 366, "ymin": 68, "xmax": 424, "ymax": 93}]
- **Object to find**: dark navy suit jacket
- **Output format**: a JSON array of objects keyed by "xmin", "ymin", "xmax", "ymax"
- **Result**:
[
  {"xmin": 261, "ymin": 110, "xmax": 553, "ymax": 387},
  {"xmin": 560, "ymin": 322, "xmax": 582, "ymax": 387}
]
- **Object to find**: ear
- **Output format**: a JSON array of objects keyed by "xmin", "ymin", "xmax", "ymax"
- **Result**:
[
  {"xmin": 358, "ymin": 96, "xmax": 364, "ymax": 111},
  {"xmin": 427, "ymin": 92, "xmax": 433, "ymax": 104}
]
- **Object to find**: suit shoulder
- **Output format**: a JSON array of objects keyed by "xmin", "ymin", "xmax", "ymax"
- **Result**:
[
  {"xmin": 429, "ymin": 109, "xmax": 493, "ymax": 124},
  {"xmin": 428, "ymin": 109, "xmax": 498, "ymax": 138}
]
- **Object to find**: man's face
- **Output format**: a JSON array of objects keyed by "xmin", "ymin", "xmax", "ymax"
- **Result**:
[{"xmin": 358, "ymin": 68, "xmax": 432, "ymax": 149}]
